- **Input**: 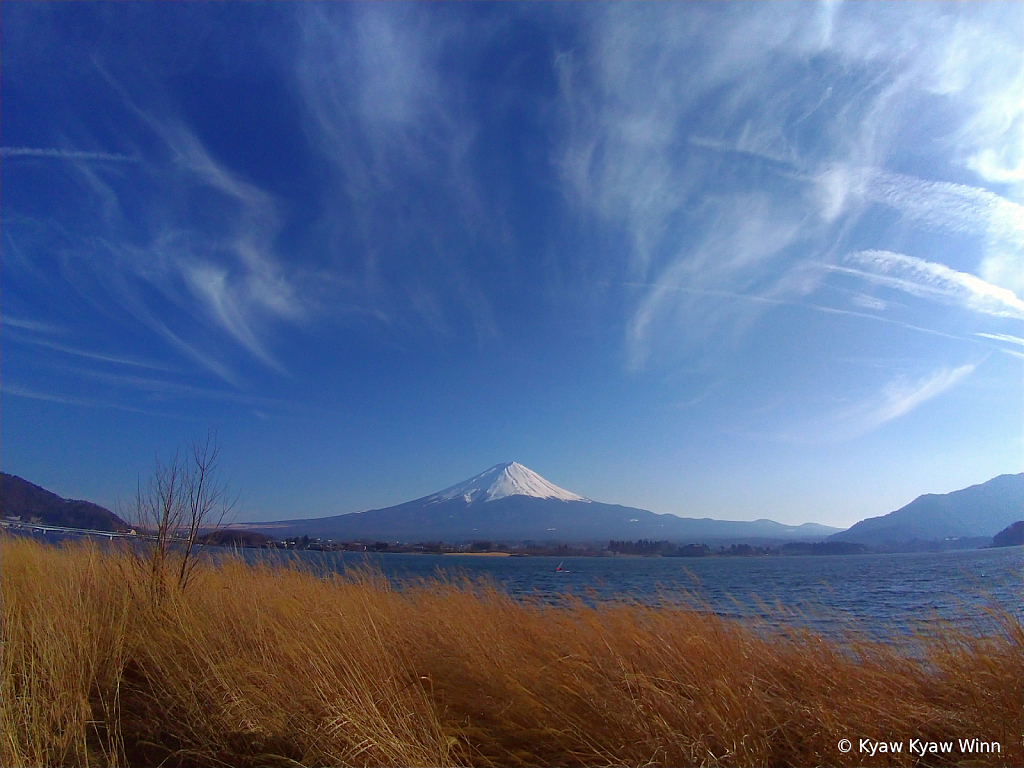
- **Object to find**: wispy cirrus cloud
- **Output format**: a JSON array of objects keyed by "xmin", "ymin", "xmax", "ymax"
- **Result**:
[
  {"xmin": 814, "ymin": 165, "xmax": 1024, "ymax": 295},
  {"xmin": 61, "ymin": 366, "xmax": 305, "ymax": 411},
  {"xmin": 872, "ymin": 364, "xmax": 975, "ymax": 424},
  {"xmin": 1, "ymin": 382, "xmax": 185, "ymax": 418},
  {"xmin": 293, "ymin": 4, "xmax": 500, "ymax": 344},
  {"xmin": 621, "ymin": 281, "xmax": 986, "ymax": 346},
  {"xmin": 839, "ymin": 364, "xmax": 977, "ymax": 438},
  {"xmin": 779, "ymin": 363, "xmax": 978, "ymax": 442},
  {"xmin": 815, "ymin": 164, "xmax": 1022, "ymax": 239},
  {"xmin": 553, "ymin": 2, "xmax": 1022, "ymax": 370},
  {"xmin": 975, "ymin": 332, "xmax": 1024, "ymax": 359},
  {"xmin": 851, "ymin": 294, "xmax": 887, "ymax": 311},
  {"xmin": 967, "ymin": 149, "xmax": 1023, "ymax": 185},
  {"xmin": 829, "ymin": 250, "xmax": 1024, "ymax": 319},
  {"xmin": 0, "ymin": 315, "xmax": 68, "ymax": 335},
  {"xmin": 4, "ymin": 328, "xmax": 178, "ymax": 372},
  {"xmin": 867, "ymin": 170, "xmax": 1020, "ymax": 244},
  {"xmin": 112, "ymin": 84, "xmax": 309, "ymax": 371},
  {"xmin": 975, "ymin": 332, "xmax": 1024, "ymax": 346},
  {"xmin": 0, "ymin": 146, "xmax": 138, "ymax": 162},
  {"xmin": 5, "ymin": 78, "xmax": 311, "ymax": 385}
]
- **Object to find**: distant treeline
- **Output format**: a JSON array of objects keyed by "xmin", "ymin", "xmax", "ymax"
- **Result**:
[
  {"xmin": 196, "ymin": 530, "xmax": 275, "ymax": 548},
  {"xmin": 607, "ymin": 540, "xmax": 868, "ymax": 557},
  {"xmin": 202, "ymin": 534, "xmax": 872, "ymax": 557},
  {"xmin": 608, "ymin": 540, "xmax": 711, "ymax": 556},
  {"xmin": 779, "ymin": 541, "xmax": 867, "ymax": 556}
]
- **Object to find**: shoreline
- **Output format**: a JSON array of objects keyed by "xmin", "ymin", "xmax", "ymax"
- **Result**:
[{"xmin": 442, "ymin": 551, "xmax": 512, "ymax": 556}]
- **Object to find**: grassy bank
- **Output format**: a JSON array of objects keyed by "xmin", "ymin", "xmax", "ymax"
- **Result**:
[{"xmin": 2, "ymin": 535, "xmax": 1020, "ymax": 767}]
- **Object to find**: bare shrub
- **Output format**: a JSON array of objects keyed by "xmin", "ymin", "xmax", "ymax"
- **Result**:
[{"xmin": 126, "ymin": 432, "xmax": 236, "ymax": 597}]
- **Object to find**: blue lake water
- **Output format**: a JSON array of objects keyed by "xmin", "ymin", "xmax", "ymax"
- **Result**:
[
  {"xmin": 13, "ymin": 527, "xmax": 1021, "ymax": 639},
  {"xmin": 248, "ymin": 546, "xmax": 1023, "ymax": 640}
]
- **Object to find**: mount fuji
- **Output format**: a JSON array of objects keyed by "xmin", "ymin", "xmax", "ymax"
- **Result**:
[
  {"xmin": 244, "ymin": 462, "xmax": 841, "ymax": 544},
  {"xmin": 427, "ymin": 462, "xmax": 589, "ymax": 505}
]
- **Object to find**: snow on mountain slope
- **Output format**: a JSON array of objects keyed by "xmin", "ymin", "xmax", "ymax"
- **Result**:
[{"xmin": 430, "ymin": 462, "xmax": 590, "ymax": 504}]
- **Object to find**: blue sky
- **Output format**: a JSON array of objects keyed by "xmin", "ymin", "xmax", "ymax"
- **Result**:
[{"xmin": 2, "ymin": 2, "xmax": 1021, "ymax": 528}]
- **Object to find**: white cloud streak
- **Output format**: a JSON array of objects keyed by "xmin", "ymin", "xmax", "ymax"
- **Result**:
[
  {"xmin": 108, "ymin": 277, "xmax": 246, "ymax": 387},
  {"xmin": 851, "ymin": 294, "xmax": 887, "ymax": 311},
  {"xmin": 975, "ymin": 332, "xmax": 1024, "ymax": 346},
  {"xmin": 779, "ymin": 363, "xmax": 978, "ymax": 442},
  {"xmin": 974, "ymin": 333, "xmax": 1024, "ymax": 359},
  {"xmin": 621, "ymin": 281, "xmax": 987, "ymax": 346},
  {"xmin": 815, "ymin": 165, "xmax": 1024, "ymax": 295},
  {"xmin": 845, "ymin": 364, "xmax": 977, "ymax": 436},
  {"xmin": 4, "ymin": 329, "xmax": 178, "ymax": 372},
  {"xmin": 867, "ymin": 169, "xmax": 1022, "ymax": 244},
  {"xmin": 1, "ymin": 146, "xmax": 138, "ymax": 162},
  {"xmin": 66, "ymin": 367, "xmax": 302, "ymax": 409},
  {"xmin": 832, "ymin": 250, "xmax": 1024, "ymax": 318},
  {"xmin": 1, "ymin": 316, "xmax": 68, "ymax": 335},
  {"xmin": 1, "ymin": 382, "xmax": 184, "ymax": 418}
]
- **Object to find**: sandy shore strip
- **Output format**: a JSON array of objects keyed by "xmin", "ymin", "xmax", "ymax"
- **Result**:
[{"xmin": 443, "ymin": 551, "xmax": 512, "ymax": 556}]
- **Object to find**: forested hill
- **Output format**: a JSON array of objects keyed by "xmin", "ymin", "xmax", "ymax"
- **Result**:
[{"xmin": 1, "ymin": 473, "xmax": 129, "ymax": 532}]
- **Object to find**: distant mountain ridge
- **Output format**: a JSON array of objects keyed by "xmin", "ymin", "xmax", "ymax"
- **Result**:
[
  {"xmin": 1, "ymin": 473, "xmax": 129, "ymax": 532},
  {"xmin": 243, "ymin": 462, "xmax": 842, "ymax": 544},
  {"xmin": 6, "ymin": 466, "xmax": 1016, "ymax": 550},
  {"xmin": 830, "ymin": 473, "xmax": 1023, "ymax": 547}
]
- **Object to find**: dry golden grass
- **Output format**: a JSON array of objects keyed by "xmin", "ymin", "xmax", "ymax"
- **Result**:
[{"xmin": 2, "ymin": 535, "xmax": 1020, "ymax": 767}]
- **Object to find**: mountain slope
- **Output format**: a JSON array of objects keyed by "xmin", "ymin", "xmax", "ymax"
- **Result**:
[
  {"xmin": 243, "ymin": 462, "xmax": 841, "ymax": 543},
  {"xmin": 992, "ymin": 520, "xmax": 1023, "ymax": 548},
  {"xmin": 1, "ymin": 473, "xmax": 129, "ymax": 532},
  {"xmin": 830, "ymin": 473, "xmax": 1023, "ymax": 546},
  {"xmin": 429, "ymin": 462, "xmax": 589, "ymax": 503}
]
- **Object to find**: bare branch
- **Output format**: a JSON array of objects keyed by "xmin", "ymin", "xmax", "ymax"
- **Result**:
[{"xmin": 125, "ymin": 431, "xmax": 236, "ymax": 598}]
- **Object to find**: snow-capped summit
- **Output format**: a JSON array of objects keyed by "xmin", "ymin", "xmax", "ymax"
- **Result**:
[{"xmin": 430, "ymin": 461, "xmax": 590, "ymax": 504}]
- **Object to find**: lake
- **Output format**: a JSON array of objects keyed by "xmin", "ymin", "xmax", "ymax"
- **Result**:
[
  {"xmin": 249, "ymin": 546, "xmax": 1023, "ymax": 640},
  {"xmin": 13, "ymin": 526, "xmax": 1021, "ymax": 639}
]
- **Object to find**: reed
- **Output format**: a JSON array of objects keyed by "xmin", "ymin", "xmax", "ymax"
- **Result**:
[{"xmin": 2, "ymin": 535, "xmax": 1020, "ymax": 767}]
